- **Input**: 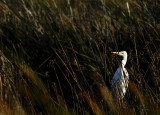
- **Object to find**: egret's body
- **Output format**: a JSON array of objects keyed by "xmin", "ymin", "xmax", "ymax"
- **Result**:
[{"xmin": 112, "ymin": 51, "xmax": 129, "ymax": 98}]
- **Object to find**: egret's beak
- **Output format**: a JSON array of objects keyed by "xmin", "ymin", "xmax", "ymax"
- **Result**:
[
  {"xmin": 112, "ymin": 52, "xmax": 118, "ymax": 54},
  {"xmin": 112, "ymin": 52, "xmax": 119, "ymax": 54},
  {"xmin": 112, "ymin": 52, "xmax": 123, "ymax": 54}
]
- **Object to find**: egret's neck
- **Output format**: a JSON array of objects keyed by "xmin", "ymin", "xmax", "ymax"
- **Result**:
[{"xmin": 121, "ymin": 55, "xmax": 127, "ymax": 67}]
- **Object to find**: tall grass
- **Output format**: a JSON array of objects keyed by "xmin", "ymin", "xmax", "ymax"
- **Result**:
[{"xmin": 0, "ymin": 0, "xmax": 160, "ymax": 114}]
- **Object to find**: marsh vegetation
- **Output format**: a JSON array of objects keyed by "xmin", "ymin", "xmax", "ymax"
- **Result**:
[{"xmin": 0, "ymin": 0, "xmax": 160, "ymax": 114}]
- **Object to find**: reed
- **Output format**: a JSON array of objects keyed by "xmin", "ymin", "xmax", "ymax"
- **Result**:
[{"xmin": 0, "ymin": 0, "xmax": 159, "ymax": 114}]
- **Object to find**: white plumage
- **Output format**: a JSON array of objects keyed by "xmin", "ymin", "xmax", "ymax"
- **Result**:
[{"xmin": 111, "ymin": 51, "xmax": 129, "ymax": 98}]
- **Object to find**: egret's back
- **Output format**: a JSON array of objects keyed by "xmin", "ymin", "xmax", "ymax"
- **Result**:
[{"xmin": 112, "ymin": 66, "xmax": 129, "ymax": 98}]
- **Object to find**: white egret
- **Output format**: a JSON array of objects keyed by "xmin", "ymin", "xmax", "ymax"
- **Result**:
[{"xmin": 111, "ymin": 51, "xmax": 129, "ymax": 98}]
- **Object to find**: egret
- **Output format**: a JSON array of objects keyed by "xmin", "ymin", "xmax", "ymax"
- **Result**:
[{"xmin": 111, "ymin": 51, "xmax": 129, "ymax": 98}]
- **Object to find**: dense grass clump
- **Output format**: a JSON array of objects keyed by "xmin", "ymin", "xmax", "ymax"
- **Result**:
[{"xmin": 0, "ymin": 0, "xmax": 160, "ymax": 114}]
